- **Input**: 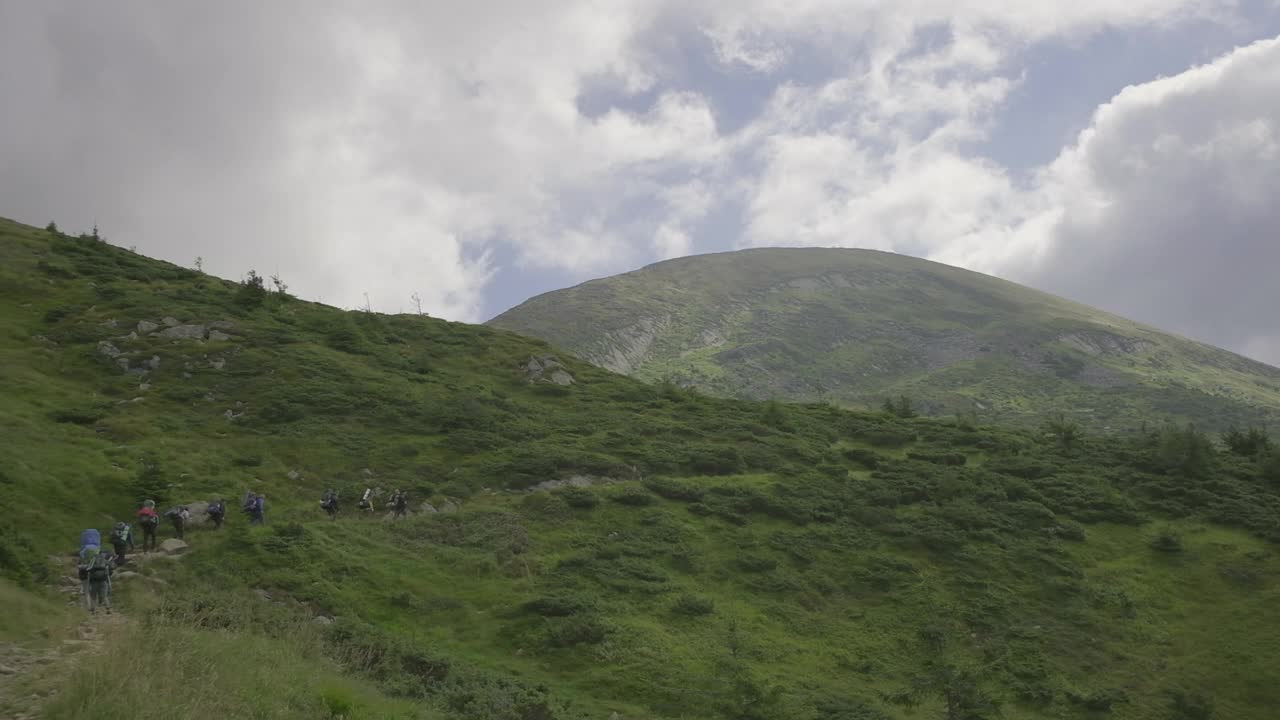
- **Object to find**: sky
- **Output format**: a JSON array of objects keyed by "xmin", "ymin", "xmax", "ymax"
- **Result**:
[{"xmin": 2, "ymin": 1, "xmax": 1279, "ymax": 365}]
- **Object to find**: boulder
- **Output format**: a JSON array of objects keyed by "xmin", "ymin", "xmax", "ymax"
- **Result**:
[
  {"xmin": 114, "ymin": 571, "xmax": 141, "ymax": 581},
  {"xmin": 313, "ymin": 616, "xmax": 335, "ymax": 626},
  {"xmin": 159, "ymin": 324, "xmax": 206, "ymax": 340},
  {"xmin": 137, "ymin": 320, "xmax": 159, "ymax": 334},
  {"xmin": 182, "ymin": 501, "xmax": 211, "ymax": 527},
  {"xmin": 419, "ymin": 502, "xmax": 438, "ymax": 514},
  {"xmin": 211, "ymin": 358, "xmax": 226, "ymax": 370},
  {"xmin": 159, "ymin": 539, "xmax": 189, "ymax": 555},
  {"xmin": 161, "ymin": 317, "xmax": 180, "ymax": 327},
  {"xmin": 208, "ymin": 330, "xmax": 232, "ymax": 342},
  {"xmin": 145, "ymin": 355, "xmax": 161, "ymax": 370},
  {"xmin": 440, "ymin": 501, "xmax": 459, "ymax": 514},
  {"xmin": 97, "ymin": 341, "xmax": 121, "ymax": 358},
  {"xmin": 549, "ymin": 369, "xmax": 576, "ymax": 386},
  {"xmin": 208, "ymin": 320, "xmax": 236, "ymax": 331},
  {"xmin": 524, "ymin": 355, "xmax": 575, "ymax": 385}
]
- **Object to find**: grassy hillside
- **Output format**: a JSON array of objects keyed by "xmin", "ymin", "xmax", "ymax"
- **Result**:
[
  {"xmin": 488, "ymin": 248, "xmax": 1280, "ymax": 432},
  {"xmin": 3, "ymin": 217, "xmax": 1280, "ymax": 719}
]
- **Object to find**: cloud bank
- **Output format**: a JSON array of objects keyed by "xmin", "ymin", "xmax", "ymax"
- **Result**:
[{"xmin": 1, "ymin": 1, "xmax": 1277, "ymax": 363}]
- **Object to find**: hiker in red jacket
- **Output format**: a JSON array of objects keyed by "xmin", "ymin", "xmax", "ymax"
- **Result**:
[{"xmin": 137, "ymin": 500, "xmax": 159, "ymax": 552}]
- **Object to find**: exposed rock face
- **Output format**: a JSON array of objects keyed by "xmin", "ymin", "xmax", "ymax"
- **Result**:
[
  {"xmin": 524, "ymin": 355, "xmax": 575, "ymax": 385},
  {"xmin": 586, "ymin": 315, "xmax": 670, "ymax": 374},
  {"xmin": 137, "ymin": 320, "xmax": 159, "ymax": 333}
]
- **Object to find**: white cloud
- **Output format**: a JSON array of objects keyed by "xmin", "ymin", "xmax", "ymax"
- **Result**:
[
  {"xmin": 2, "ymin": 0, "xmax": 1274, "ymax": 359},
  {"xmin": 1006, "ymin": 36, "xmax": 1280, "ymax": 361}
]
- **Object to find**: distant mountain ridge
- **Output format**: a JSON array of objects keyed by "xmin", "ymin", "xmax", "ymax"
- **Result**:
[{"xmin": 489, "ymin": 247, "xmax": 1280, "ymax": 430}]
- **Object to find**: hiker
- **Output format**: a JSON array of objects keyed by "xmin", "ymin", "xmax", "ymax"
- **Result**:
[
  {"xmin": 207, "ymin": 497, "xmax": 226, "ymax": 529},
  {"xmin": 391, "ymin": 489, "xmax": 409, "ymax": 519},
  {"xmin": 110, "ymin": 521, "xmax": 135, "ymax": 564},
  {"xmin": 77, "ymin": 531, "xmax": 113, "ymax": 614},
  {"xmin": 85, "ymin": 551, "xmax": 113, "ymax": 614},
  {"xmin": 320, "ymin": 489, "xmax": 339, "ymax": 520},
  {"xmin": 136, "ymin": 500, "xmax": 159, "ymax": 552},
  {"xmin": 249, "ymin": 493, "xmax": 266, "ymax": 525},
  {"xmin": 357, "ymin": 488, "xmax": 375, "ymax": 513},
  {"xmin": 78, "ymin": 528, "xmax": 101, "ymax": 601},
  {"xmin": 165, "ymin": 505, "xmax": 190, "ymax": 539}
]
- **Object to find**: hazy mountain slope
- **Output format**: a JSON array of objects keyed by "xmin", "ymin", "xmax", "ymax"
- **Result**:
[
  {"xmin": 489, "ymin": 248, "xmax": 1280, "ymax": 430},
  {"xmin": 3, "ymin": 217, "xmax": 1280, "ymax": 720}
]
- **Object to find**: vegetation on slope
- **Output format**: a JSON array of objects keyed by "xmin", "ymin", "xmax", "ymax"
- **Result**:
[
  {"xmin": 2, "ymin": 217, "xmax": 1280, "ymax": 719},
  {"xmin": 487, "ymin": 248, "xmax": 1280, "ymax": 431}
]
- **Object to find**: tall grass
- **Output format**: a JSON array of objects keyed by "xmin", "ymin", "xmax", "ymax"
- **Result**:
[{"xmin": 40, "ymin": 602, "xmax": 432, "ymax": 720}]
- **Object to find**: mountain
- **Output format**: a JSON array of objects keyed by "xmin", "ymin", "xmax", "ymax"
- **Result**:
[
  {"xmin": 4, "ymin": 216, "xmax": 1280, "ymax": 720},
  {"xmin": 489, "ymin": 248, "xmax": 1280, "ymax": 431}
]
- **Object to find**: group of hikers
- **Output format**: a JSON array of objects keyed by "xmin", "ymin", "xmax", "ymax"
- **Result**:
[
  {"xmin": 77, "ymin": 487, "xmax": 410, "ymax": 612},
  {"xmin": 319, "ymin": 487, "xmax": 410, "ymax": 520},
  {"xmin": 75, "ymin": 492, "xmax": 266, "ymax": 613}
]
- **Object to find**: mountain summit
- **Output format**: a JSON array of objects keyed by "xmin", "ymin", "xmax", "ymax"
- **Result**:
[{"xmin": 490, "ymin": 247, "xmax": 1280, "ymax": 430}]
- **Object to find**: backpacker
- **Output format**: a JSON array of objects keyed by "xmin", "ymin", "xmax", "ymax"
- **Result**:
[
  {"xmin": 208, "ymin": 500, "xmax": 225, "ymax": 517},
  {"xmin": 111, "ymin": 523, "xmax": 130, "ymax": 545},
  {"xmin": 138, "ymin": 507, "xmax": 159, "ymax": 527}
]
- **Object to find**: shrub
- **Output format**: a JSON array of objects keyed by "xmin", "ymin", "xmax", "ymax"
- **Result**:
[
  {"xmin": 610, "ymin": 487, "xmax": 656, "ymax": 507},
  {"xmin": 555, "ymin": 486, "xmax": 599, "ymax": 509},
  {"xmin": 1150, "ymin": 528, "xmax": 1184, "ymax": 553},
  {"xmin": 544, "ymin": 614, "xmax": 610, "ymax": 647},
  {"xmin": 644, "ymin": 476, "xmax": 705, "ymax": 502},
  {"xmin": 672, "ymin": 593, "xmax": 715, "ymax": 616}
]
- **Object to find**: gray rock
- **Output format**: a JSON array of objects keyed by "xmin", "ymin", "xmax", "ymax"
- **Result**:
[
  {"xmin": 208, "ymin": 321, "xmax": 236, "ymax": 331},
  {"xmin": 102, "ymin": 318, "xmax": 118, "ymax": 328},
  {"xmin": 161, "ymin": 316, "xmax": 180, "ymax": 327},
  {"xmin": 159, "ymin": 539, "xmax": 189, "ymax": 554},
  {"xmin": 224, "ymin": 409, "xmax": 242, "ymax": 421},
  {"xmin": 160, "ymin": 324, "xmax": 206, "ymax": 340},
  {"xmin": 549, "ymin": 369, "xmax": 575, "ymax": 386},
  {"xmin": 440, "ymin": 501, "xmax": 459, "ymax": 514},
  {"xmin": 122, "ymin": 331, "xmax": 139, "ymax": 341},
  {"xmin": 313, "ymin": 616, "xmax": 334, "ymax": 625},
  {"xmin": 287, "ymin": 469, "xmax": 301, "ymax": 481},
  {"xmin": 419, "ymin": 502, "xmax": 438, "ymax": 514},
  {"xmin": 211, "ymin": 358, "xmax": 226, "ymax": 370},
  {"xmin": 139, "ymin": 382, "xmax": 151, "ymax": 391},
  {"xmin": 137, "ymin": 320, "xmax": 159, "ymax": 333},
  {"xmin": 116, "ymin": 358, "xmax": 130, "ymax": 371},
  {"xmin": 114, "ymin": 571, "xmax": 141, "ymax": 581},
  {"xmin": 145, "ymin": 355, "xmax": 161, "ymax": 370},
  {"xmin": 183, "ymin": 501, "xmax": 211, "ymax": 526},
  {"xmin": 524, "ymin": 354, "xmax": 575, "ymax": 385},
  {"xmin": 208, "ymin": 330, "xmax": 232, "ymax": 342},
  {"xmin": 97, "ymin": 341, "xmax": 121, "ymax": 358}
]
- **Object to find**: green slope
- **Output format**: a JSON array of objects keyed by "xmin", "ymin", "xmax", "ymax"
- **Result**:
[
  {"xmin": 488, "ymin": 248, "xmax": 1280, "ymax": 431},
  {"xmin": 3, "ymin": 217, "xmax": 1280, "ymax": 720}
]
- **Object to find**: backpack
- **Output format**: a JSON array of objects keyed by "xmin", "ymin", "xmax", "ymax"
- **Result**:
[
  {"xmin": 111, "ymin": 524, "xmax": 130, "ymax": 545},
  {"xmin": 208, "ymin": 501, "xmax": 225, "ymax": 517},
  {"xmin": 139, "ymin": 512, "xmax": 158, "ymax": 528},
  {"xmin": 86, "ymin": 550, "xmax": 111, "ymax": 582}
]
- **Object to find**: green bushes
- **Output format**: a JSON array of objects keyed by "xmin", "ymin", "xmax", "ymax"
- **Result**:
[{"xmin": 671, "ymin": 593, "xmax": 715, "ymax": 616}]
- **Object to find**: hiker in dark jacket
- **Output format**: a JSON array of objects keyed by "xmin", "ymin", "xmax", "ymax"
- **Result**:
[
  {"xmin": 166, "ymin": 505, "xmax": 190, "ymax": 539},
  {"xmin": 81, "ymin": 550, "xmax": 113, "ymax": 614},
  {"xmin": 391, "ymin": 490, "xmax": 409, "ymax": 519},
  {"xmin": 110, "ymin": 521, "xmax": 135, "ymax": 564},
  {"xmin": 207, "ymin": 498, "xmax": 226, "ymax": 529},
  {"xmin": 321, "ymin": 490, "xmax": 339, "ymax": 520},
  {"xmin": 249, "ymin": 494, "xmax": 266, "ymax": 525}
]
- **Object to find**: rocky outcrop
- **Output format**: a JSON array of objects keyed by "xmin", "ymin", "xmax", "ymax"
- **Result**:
[
  {"xmin": 159, "ymin": 539, "xmax": 188, "ymax": 554},
  {"xmin": 159, "ymin": 324, "xmax": 206, "ymax": 340},
  {"xmin": 586, "ymin": 315, "xmax": 670, "ymax": 374},
  {"xmin": 524, "ymin": 355, "xmax": 575, "ymax": 385}
]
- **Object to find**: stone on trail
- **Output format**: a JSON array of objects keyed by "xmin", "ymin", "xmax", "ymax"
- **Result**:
[
  {"xmin": 136, "ymin": 320, "xmax": 159, "ymax": 333},
  {"xmin": 208, "ymin": 330, "xmax": 232, "ymax": 342},
  {"xmin": 159, "ymin": 539, "xmax": 189, "ymax": 554}
]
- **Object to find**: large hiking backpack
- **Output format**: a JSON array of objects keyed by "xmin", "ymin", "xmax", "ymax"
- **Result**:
[
  {"xmin": 85, "ymin": 550, "xmax": 111, "ymax": 582},
  {"xmin": 111, "ymin": 523, "xmax": 130, "ymax": 545},
  {"xmin": 80, "ymin": 529, "xmax": 101, "ymax": 551},
  {"xmin": 208, "ymin": 501, "xmax": 225, "ymax": 517}
]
